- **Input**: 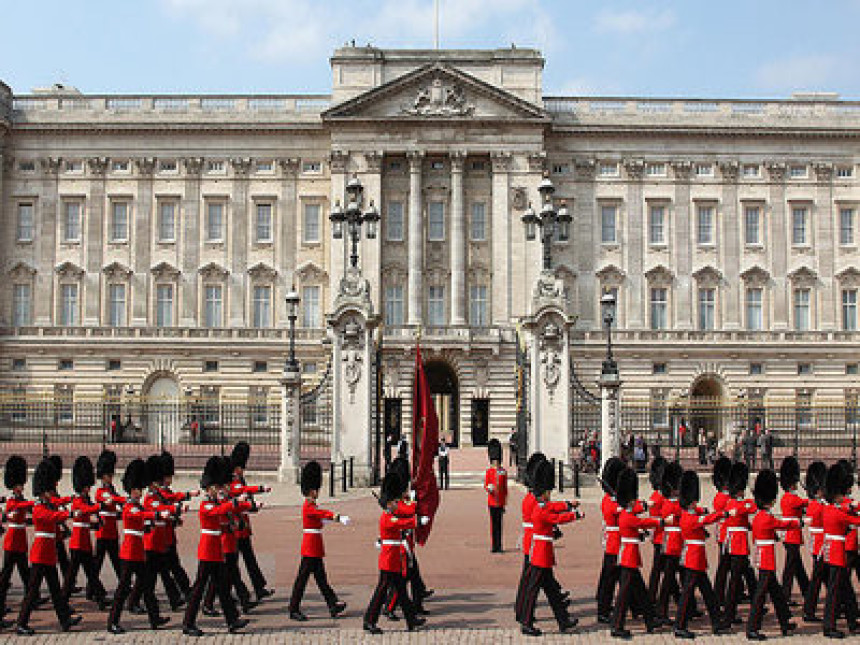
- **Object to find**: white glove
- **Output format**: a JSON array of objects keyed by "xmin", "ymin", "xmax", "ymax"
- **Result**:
[
  {"xmin": 339, "ymin": 515, "xmax": 351, "ymax": 526},
  {"xmin": 409, "ymin": 490, "xmax": 416, "ymax": 502},
  {"xmin": 419, "ymin": 515, "xmax": 430, "ymax": 526},
  {"xmin": 487, "ymin": 484, "xmax": 495, "ymax": 493}
]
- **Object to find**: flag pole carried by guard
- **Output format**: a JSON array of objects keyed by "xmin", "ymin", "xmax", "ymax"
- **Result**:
[{"xmin": 411, "ymin": 336, "xmax": 439, "ymax": 546}]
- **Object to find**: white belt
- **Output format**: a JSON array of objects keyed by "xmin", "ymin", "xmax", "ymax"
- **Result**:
[
  {"xmin": 303, "ymin": 529, "xmax": 322, "ymax": 534},
  {"xmin": 34, "ymin": 532, "xmax": 55, "ymax": 539},
  {"xmin": 755, "ymin": 540, "xmax": 776, "ymax": 546},
  {"xmin": 72, "ymin": 522, "xmax": 91, "ymax": 528},
  {"xmin": 201, "ymin": 529, "xmax": 221, "ymax": 536},
  {"xmin": 522, "ymin": 522, "xmax": 533, "ymax": 529},
  {"xmin": 825, "ymin": 534, "xmax": 846, "ymax": 542},
  {"xmin": 726, "ymin": 527, "xmax": 748, "ymax": 533},
  {"xmin": 380, "ymin": 539, "xmax": 402, "ymax": 546},
  {"xmin": 604, "ymin": 526, "xmax": 619, "ymax": 532},
  {"xmin": 7, "ymin": 523, "xmax": 26, "ymax": 529},
  {"xmin": 99, "ymin": 512, "xmax": 117, "ymax": 517},
  {"xmin": 621, "ymin": 538, "xmax": 639, "ymax": 544},
  {"xmin": 685, "ymin": 540, "xmax": 706, "ymax": 546},
  {"xmin": 124, "ymin": 529, "xmax": 143, "ymax": 537},
  {"xmin": 665, "ymin": 527, "xmax": 682, "ymax": 533},
  {"xmin": 809, "ymin": 528, "xmax": 823, "ymax": 533},
  {"xmin": 153, "ymin": 522, "xmax": 166, "ymax": 527},
  {"xmin": 533, "ymin": 534, "xmax": 553, "ymax": 542}
]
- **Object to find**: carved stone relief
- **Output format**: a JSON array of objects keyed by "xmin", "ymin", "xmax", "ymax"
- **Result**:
[{"xmin": 401, "ymin": 77, "xmax": 475, "ymax": 117}]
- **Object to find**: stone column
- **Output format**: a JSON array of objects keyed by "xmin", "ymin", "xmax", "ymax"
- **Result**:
[
  {"xmin": 361, "ymin": 151, "xmax": 384, "ymax": 314},
  {"xmin": 230, "ymin": 158, "xmax": 251, "ymax": 326},
  {"xmin": 84, "ymin": 157, "xmax": 108, "ymax": 325},
  {"xmin": 36, "ymin": 158, "xmax": 61, "ymax": 325},
  {"xmin": 767, "ymin": 162, "xmax": 788, "ymax": 330},
  {"xmin": 407, "ymin": 151, "xmax": 424, "ymax": 325},
  {"xmin": 673, "ymin": 161, "xmax": 693, "ymax": 330},
  {"xmin": 278, "ymin": 363, "xmax": 302, "ymax": 482},
  {"xmin": 814, "ymin": 163, "xmax": 835, "ymax": 330},
  {"xmin": 600, "ymin": 371, "xmax": 623, "ymax": 471},
  {"xmin": 180, "ymin": 158, "xmax": 203, "ymax": 326},
  {"xmin": 720, "ymin": 162, "xmax": 741, "ymax": 328},
  {"xmin": 624, "ymin": 159, "xmax": 645, "ymax": 328},
  {"xmin": 450, "ymin": 151, "xmax": 467, "ymax": 326},
  {"xmin": 277, "ymin": 158, "xmax": 299, "ymax": 326},
  {"xmin": 491, "ymin": 152, "xmax": 511, "ymax": 324},
  {"xmin": 132, "ymin": 164, "xmax": 154, "ymax": 325}
]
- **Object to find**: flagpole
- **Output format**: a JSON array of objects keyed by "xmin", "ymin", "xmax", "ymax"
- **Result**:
[{"xmin": 434, "ymin": 0, "xmax": 440, "ymax": 50}]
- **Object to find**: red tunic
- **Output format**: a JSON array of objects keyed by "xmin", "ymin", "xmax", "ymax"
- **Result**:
[
  {"xmin": 484, "ymin": 466, "xmax": 508, "ymax": 508},
  {"xmin": 618, "ymin": 509, "xmax": 659, "ymax": 569},
  {"xmin": 680, "ymin": 508, "xmax": 723, "ymax": 572},
  {"xmin": 648, "ymin": 491, "xmax": 665, "ymax": 545},
  {"xmin": 300, "ymin": 499, "xmax": 335, "ymax": 558},
  {"xmin": 119, "ymin": 501, "xmax": 157, "ymax": 562},
  {"xmin": 197, "ymin": 497, "xmax": 234, "ymax": 562},
  {"xmin": 68, "ymin": 495, "xmax": 100, "ymax": 553},
  {"xmin": 842, "ymin": 498, "xmax": 858, "ymax": 552},
  {"xmin": 808, "ymin": 499, "xmax": 825, "ymax": 556},
  {"xmin": 529, "ymin": 501, "xmax": 579, "ymax": 568},
  {"xmin": 780, "ymin": 491, "xmax": 808, "ymax": 546},
  {"xmin": 713, "ymin": 490, "xmax": 729, "ymax": 544},
  {"xmin": 142, "ymin": 489, "xmax": 176, "ymax": 553},
  {"xmin": 30, "ymin": 503, "xmax": 69, "ymax": 566},
  {"xmin": 660, "ymin": 498, "xmax": 684, "ymax": 557},
  {"xmin": 159, "ymin": 486, "xmax": 189, "ymax": 547},
  {"xmin": 3, "ymin": 496, "xmax": 34, "ymax": 553},
  {"xmin": 220, "ymin": 500, "xmax": 252, "ymax": 555},
  {"xmin": 822, "ymin": 503, "xmax": 860, "ymax": 567},
  {"xmin": 724, "ymin": 497, "xmax": 757, "ymax": 556},
  {"xmin": 229, "ymin": 478, "xmax": 265, "ymax": 539},
  {"xmin": 751, "ymin": 510, "xmax": 799, "ymax": 571},
  {"xmin": 378, "ymin": 510, "xmax": 416, "ymax": 573},
  {"xmin": 94, "ymin": 484, "xmax": 125, "ymax": 541}
]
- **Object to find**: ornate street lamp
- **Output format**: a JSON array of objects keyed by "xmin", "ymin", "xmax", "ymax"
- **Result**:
[
  {"xmin": 600, "ymin": 291, "xmax": 618, "ymax": 377},
  {"xmin": 521, "ymin": 175, "xmax": 572, "ymax": 271},
  {"xmin": 330, "ymin": 175, "xmax": 379, "ymax": 270},
  {"xmin": 285, "ymin": 286, "xmax": 300, "ymax": 372}
]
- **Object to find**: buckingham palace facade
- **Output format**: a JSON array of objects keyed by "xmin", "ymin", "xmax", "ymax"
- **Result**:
[{"xmin": 1, "ymin": 45, "xmax": 860, "ymax": 448}]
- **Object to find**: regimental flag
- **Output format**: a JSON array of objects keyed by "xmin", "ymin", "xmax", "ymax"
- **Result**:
[{"xmin": 411, "ymin": 343, "xmax": 440, "ymax": 545}]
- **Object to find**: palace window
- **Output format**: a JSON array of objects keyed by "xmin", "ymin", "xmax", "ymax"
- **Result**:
[
  {"xmin": 750, "ymin": 362, "xmax": 764, "ymax": 376},
  {"xmin": 744, "ymin": 205, "xmax": 761, "ymax": 245},
  {"xmin": 695, "ymin": 164, "xmax": 713, "ymax": 177},
  {"xmin": 648, "ymin": 205, "xmax": 665, "ymax": 245},
  {"xmin": 253, "ymin": 361, "xmax": 268, "ymax": 373},
  {"xmin": 742, "ymin": 164, "xmax": 760, "ymax": 178},
  {"xmin": 55, "ymin": 385, "xmax": 74, "ymax": 423},
  {"xmin": 107, "ymin": 284, "xmax": 126, "ymax": 327},
  {"xmin": 63, "ymin": 201, "xmax": 82, "ymax": 242},
  {"xmin": 427, "ymin": 286, "xmax": 445, "ymax": 326},
  {"xmin": 698, "ymin": 288, "xmax": 715, "ymax": 330},
  {"xmin": 12, "ymin": 284, "xmax": 32, "ymax": 327},
  {"xmin": 646, "ymin": 163, "xmax": 666, "ymax": 177},
  {"xmin": 696, "ymin": 205, "xmax": 714, "ymax": 245},
  {"xmin": 601, "ymin": 205, "xmax": 617, "ymax": 243},
  {"xmin": 837, "ymin": 166, "xmax": 854, "ymax": 179},
  {"xmin": 470, "ymin": 285, "xmax": 488, "ymax": 327},
  {"xmin": 791, "ymin": 206, "xmax": 809, "ymax": 245},
  {"xmin": 155, "ymin": 284, "xmax": 174, "ymax": 327},
  {"xmin": 60, "ymin": 284, "xmax": 79, "ymax": 326},
  {"xmin": 255, "ymin": 203, "xmax": 273, "ymax": 243},
  {"xmin": 428, "ymin": 201, "xmax": 445, "ymax": 241},
  {"xmin": 301, "ymin": 285, "xmax": 321, "ymax": 328},
  {"xmin": 111, "ymin": 160, "xmax": 129, "ymax": 172},
  {"xmin": 252, "ymin": 285, "xmax": 271, "ymax": 328},
  {"xmin": 16, "ymin": 203, "xmax": 34, "ymax": 242},
  {"xmin": 109, "ymin": 201, "xmax": 129, "ymax": 242},
  {"xmin": 790, "ymin": 165, "xmax": 808, "ymax": 179},
  {"xmin": 303, "ymin": 203, "xmax": 320, "ymax": 243},
  {"xmin": 848, "ymin": 363, "xmax": 859, "ymax": 375},
  {"xmin": 206, "ymin": 202, "xmax": 224, "ymax": 242},
  {"xmin": 649, "ymin": 287, "xmax": 668, "ymax": 330},
  {"xmin": 471, "ymin": 202, "xmax": 487, "ymax": 241},
  {"xmin": 301, "ymin": 160, "xmax": 321, "ymax": 174},
  {"xmin": 384, "ymin": 285, "xmax": 404, "ymax": 326},
  {"xmin": 796, "ymin": 390, "xmax": 813, "ymax": 428},
  {"xmin": 386, "ymin": 202, "xmax": 404, "ymax": 241},
  {"xmin": 793, "ymin": 288, "xmax": 811, "ymax": 331},
  {"xmin": 745, "ymin": 288, "xmax": 763, "ymax": 330},
  {"xmin": 158, "ymin": 201, "xmax": 176, "ymax": 242},
  {"xmin": 599, "ymin": 162, "xmax": 619, "ymax": 177},
  {"xmin": 204, "ymin": 285, "xmax": 223, "ymax": 328},
  {"xmin": 840, "ymin": 208, "xmax": 855, "ymax": 245},
  {"xmin": 843, "ymin": 289, "xmax": 858, "ymax": 331}
]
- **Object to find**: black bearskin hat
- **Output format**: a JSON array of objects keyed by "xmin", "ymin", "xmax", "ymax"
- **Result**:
[
  {"xmin": 825, "ymin": 463, "xmax": 846, "ymax": 503},
  {"xmin": 839, "ymin": 459, "xmax": 855, "ymax": 495},
  {"xmin": 48, "ymin": 455, "xmax": 63, "ymax": 486},
  {"xmin": 201, "ymin": 455, "xmax": 224, "ymax": 489},
  {"xmin": 616, "ymin": 467, "xmax": 639, "ymax": 508},
  {"xmin": 122, "ymin": 458, "xmax": 147, "ymax": 494},
  {"xmin": 525, "ymin": 452, "xmax": 547, "ymax": 489},
  {"xmin": 144, "ymin": 455, "xmax": 163, "ymax": 487},
  {"xmin": 230, "ymin": 441, "xmax": 250, "ymax": 470},
  {"xmin": 753, "ymin": 469, "xmax": 778, "ymax": 509},
  {"xmin": 806, "ymin": 461, "xmax": 827, "ymax": 496},
  {"xmin": 532, "ymin": 459, "xmax": 555, "ymax": 496},
  {"xmin": 679, "ymin": 470, "xmax": 700, "ymax": 509},
  {"xmin": 779, "ymin": 455, "xmax": 800, "ymax": 492},
  {"xmin": 660, "ymin": 461, "xmax": 683, "ymax": 498},
  {"xmin": 300, "ymin": 460, "xmax": 322, "ymax": 496},
  {"xmin": 220, "ymin": 456, "xmax": 233, "ymax": 485},
  {"xmin": 649, "ymin": 456, "xmax": 667, "ymax": 491},
  {"xmin": 390, "ymin": 456, "xmax": 410, "ymax": 493},
  {"xmin": 72, "ymin": 456, "xmax": 95, "ymax": 493},
  {"xmin": 32, "ymin": 459, "xmax": 55, "ymax": 498},
  {"xmin": 713, "ymin": 456, "xmax": 732, "ymax": 491},
  {"xmin": 487, "ymin": 438, "xmax": 502, "ymax": 463},
  {"xmin": 601, "ymin": 456, "xmax": 625, "ymax": 496},
  {"xmin": 96, "ymin": 450, "xmax": 117, "ymax": 478},
  {"xmin": 379, "ymin": 471, "xmax": 402, "ymax": 508},
  {"xmin": 4, "ymin": 456, "xmax": 27, "ymax": 490},
  {"xmin": 160, "ymin": 451, "xmax": 175, "ymax": 478},
  {"xmin": 729, "ymin": 462, "xmax": 749, "ymax": 496}
]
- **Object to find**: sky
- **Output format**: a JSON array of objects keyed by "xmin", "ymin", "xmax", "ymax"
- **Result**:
[{"xmin": 2, "ymin": 1, "xmax": 860, "ymax": 99}]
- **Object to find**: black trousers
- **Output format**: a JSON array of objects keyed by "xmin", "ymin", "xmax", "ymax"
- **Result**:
[
  {"xmin": 205, "ymin": 551, "xmax": 250, "ymax": 611},
  {"xmin": 386, "ymin": 553, "xmax": 428, "ymax": 613},
  {"xmin": 824, "ymin": 564, "xmax": 859, "ymax": 633},
  {"xmin": 613, "ymin": 566, "xmax": 656, "ymax": 632},
  {"xmin": 724, "ymin": 554, "xmax": 757, "ymax": 623},
  {"xmin": 237, "ymin": 537, "xmax": 268, "ymax": 596},
  {"xmin": 289, "ymin": 556, "xmax": 337, "ymax": 613},
  {"xmin": 91, "ymin": 538, "xmax": 121, "ymax": 595},
  {"xmin": 108, "ymin": 559, "xmax": 160, "ymax": 628},
  {"xmin": 438, "ymin": 458, "xmax": 449, "ymax": 490},
  {"xmin": 714, "ymin": 548, "xmax": 730, "ymax": 608},
  {"xmin": 748, "ymin": 569, "xmax": 791, "ymax": 633},
  {"xmin": 16, "ymin": 562, "xmax": 72, "ymax": 629},
  {"xmin": 675, "ymin": 568, "xmax": 722, "ymax": 631},
  {"xmin": 0, "ymin": 550, "xmax": 29, "ymax": 611},
  {"xmin": 184, "ymin": 560, "xmax": 239, "ymax": 628},
  {"xmin": 489, "ymin": 507, "xmax": 504, "ymax": 552},
  {"xmin": 364, "ymin": 570, "xmax": 418, "ymax": 628},
  {"xmin": 656, "ymin": 553, "xmax": 684, "ymax": 619},
  {"xmin": 647, "ymin": 543, "xmax": 663, "ymax": 602},
  {"xmin": 804, "ymin": 555, "xmax": 828, "ymax": 618},
  {"xmin": 61, "ymin": 549, "xmax": 106, "ymax": 602},
  {"xmin": 596, "ymin": 553, "xmax": 618, "ymax": 618},
  {"xmin": 128, "ymin": 550, "xmax": 181, "ymax": 608},
  {"xmin": 55, "ymin": 540, "xmax": 69, "ymax": 577},
  {"xmin": 782, "ymin": 543, "xmax": 810, "ymax": 599},
  {"xmin": 165, "ymin": 543, "xmax": 191, "ymax": 596},
  {"xmin": 520, "ymin": 564, "xmax": 569, "ymax": 628}
]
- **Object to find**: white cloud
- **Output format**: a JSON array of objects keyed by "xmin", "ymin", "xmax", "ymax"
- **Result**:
[
  {"xmin": 754, "ymin": 54, "xmax": 840, "ymax": 92},
  {"xmin": 594, "ymin": 8, "xmax": 676, "ymax": 35}
]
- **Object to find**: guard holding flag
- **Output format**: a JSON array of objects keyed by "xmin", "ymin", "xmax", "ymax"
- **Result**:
[{"xmin": 485, "ymin": 438, "xmax": 508, "ymax": 553}]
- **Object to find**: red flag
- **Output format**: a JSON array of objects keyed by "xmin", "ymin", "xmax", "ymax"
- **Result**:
[{"xmin": 411, "ymin": 344, "xmax": 440, "ymax": 545}]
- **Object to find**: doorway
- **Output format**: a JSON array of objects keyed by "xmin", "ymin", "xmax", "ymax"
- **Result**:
[
  {"xmin": 144, "ymin": 375, "xmax": 180, "ymax": 445},
  {"xmin": 690, "ymin": 375, "xmax": 724, "ymax": 446},
  {"xmin": 471, "ymin": 399, "xmax": 490, "ymax": 446},
  {"xmin": 424, "ymin": 361, "xmax": 459, "ymax": 447},
  {"xmin": 384, "ymin": 398, "xmax": 402, "ymax": 464}
]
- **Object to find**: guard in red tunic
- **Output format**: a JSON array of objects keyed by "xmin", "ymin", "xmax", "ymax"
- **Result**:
[
  {"xmin": 92, "ymin": 451, "xmax": 124, "ymax": 593},
  {"xmin": 722, "ymin": 462, "xmax": 758, "ymax": 627},
  {"xmin": 0, "ymin": 456, "xmax": 33, "ymax": 628},
  {"xmin": 288, "ymin": 460, "xmax": 348, "ymax": 621},
  {"xmin": 107, "ymin": 458, "xmax": 171, "ymax": 634},
  {"xmin": 60, "ymin": 456, "xmax": 109, "ymax": 609},
  {"xmin": 48, "ymin": 456, "xmax": 73, "ymax": 583},
  {"xmin": 674, "ymin": 470, "xmax": 730, "ymax": 639},
  {"xmin": 228, "ymin": 442, "xmax": 274, "ymax": 601},
  {"xmin": 746, "ymin": 469, "xmax": 800, "ymax": 640},
  {"xmin": 655, "ymin": 461, "xmax": 687, "ymax": 623},
  {"xmin": 14, "ymin": 459, "xmax": 80, "ymax": 635},
  {"xmin": 363, "ymin": 471, "xmax": 427, "ymax": 634},
  {"xmin": 159, "ymin": 451, "xmax": 196, "ymax": 603},
  {"xmin": 779, "ymin": 456, "xmax": 809, "ymax": 602},
  {"xmin": 181, "ymin": 456, "xmax": 249, "ymax": 637},
  {"xmin": 646, "ymin": 456, "xmax": 667, "ymax": 602},
  {"xmin": 712, "ymin": 456, "xmax": 734, "ymax": 607},
  {"xmin": 519, "ymin": 459, "xmax": 581, "ymax": 637},
  {"xmin": 611, "ymin": 467, "xmax": 661, "ymax": 639},
  {"xmin": 802, "ymin": 460, "xmax": 828, "ymax": 623},
  {"xmin": 484, "ymin": 439, "xmax": 507, "ymax": 553}
]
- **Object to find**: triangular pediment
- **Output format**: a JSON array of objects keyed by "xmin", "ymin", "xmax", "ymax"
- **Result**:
[{"xmin": 323, "ymin": 62, "xmax": 547, "ymax": 123}]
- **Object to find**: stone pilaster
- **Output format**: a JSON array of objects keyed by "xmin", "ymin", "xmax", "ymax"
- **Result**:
[
  {"xmin": 720, "ymin": 161, "xmax": 741, "ymax": 329},
  {"xmin": 361, "ymin": 151, "xmax": 383, "ymax": 314},
  {"xmin": 673, "ymin": 161, "xmax": 693, "ymax": 330},
  {"xmin": 624, "ymin": 159, "xmax": 645, "ymax": 328},
  {"xmin": 450, "ymin": 150, "xmax": 466, "ymax": 325},
  {"xmin": 132, "ymin": 160, "xmax": 153, "ymax": 325},
  {"xmin": 766, "ymin": 162, "xmax": 788, "ymax": 330},
  {"xmin": 180, "ymin": 158, "xmax": 202, "ymax": 325},
  {"xmin": 814, "ymin": 163, "xmax": 835, "ymax": 330},
  {"xmin": 84, "ymin": 157, "xmax": 108, "ymax": 325},
  {"xmin": 491, "ymin": 152, "xmax": 511, "ymax": 324},
  {"xmin": 328, "ymin": 151, "xmax": 348, "ymax": 309},
  {"xmin": 278, "ymin": 365, "xmax": 302, "ymax": 482},
  {"xmin": 36, "ymin": 158, "xmax": 61, "ymax": 325},
  {"xmin": 407, "ymin": 151, "xmax": 424, "ymax": 325},
  {"xmin": 230, "ymin": 158, "xmax": 252, "ymax": 326},
  {"xmin": 277, "ymin": 158, "xmax": 300, "ymax": 325}
]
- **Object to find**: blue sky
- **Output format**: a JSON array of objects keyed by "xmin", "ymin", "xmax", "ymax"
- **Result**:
[{"xmin": 2, "ymin": 1, "xmax": 860, "ymax": 99}]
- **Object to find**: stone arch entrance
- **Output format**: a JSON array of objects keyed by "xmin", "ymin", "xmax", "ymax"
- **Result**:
[
  {"xmin": 689, "ymin": 375, "xmax": 725, "ymax": 446},
  {"xmin": 143, "ymin": 374, "xmax": 181, "ymax": 445},
  {"xmin": 424, "ymin": 361, "xmax": 460, "ymax": 447}
]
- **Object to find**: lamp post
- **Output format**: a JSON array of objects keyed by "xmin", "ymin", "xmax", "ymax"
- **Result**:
[
  {"xmin": 600, "ymin": 292, "xmax": 618, "ymax": 378},
  {"xmin": 285, "ymin": 286, "xmax": 300, "ymax": 374},
  {"xmin": 330, "ymin": 175, "xmax": 380, "ymax": 270},
  {"xmin": 599, "ymin": 291, "xmax": 622, "ymax": 469},
  {"xmin": 521, "ymin": 175, "xmax": 572, "ymax": 271}
]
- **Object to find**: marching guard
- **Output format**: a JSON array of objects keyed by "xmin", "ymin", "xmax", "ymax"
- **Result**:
[
  {"xmin": 779, "ymin": 456, "xmax": 809, "ymax": 602},
  {"xmin": 48, "ymin": 456, "xmax": 73, "ymax": 584},
  {"xmin": 712, "ymin": 456, "xmax": 735, "ymax": 608},
  {"xmin": 655, "ymin": 461, "xmax": 687, "ymax": 623},
  {"xmin": 92, "ymin": 451, "xmax": 124, "ymax": 593},
  {"xmin": 288, "ymin": 460, "xmax": 348, "ymax": 621},
  {"xmin": 484, "ymin": 438, "xmax": 508, "ymax": 553},
  {"xmin": 802, "ymin": 460, "xmax": 828, "ymax": 623},
  {"xmin": 722, "ymin": 462, "xmax": 758, "ymax": 627},
  {"xmin": 159, "ymin": 451, "xmax": 196, "ymax": 603},
  {"xmin": 0, "ymin": 456, "xmax": 32, "ymax": 627},
  {"xmin": 646, "ymin": 456, "xmax": 667, "ymax": 602}
]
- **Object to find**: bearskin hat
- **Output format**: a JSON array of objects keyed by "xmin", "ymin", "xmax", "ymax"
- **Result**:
[
  {"xmin": 32, "ymin": 459, "xmax": 55, "ymax": 498},
  {"xmin": 532, "ymin": 459, "xmax": 556, "ymax": 496},
  {"xmin": 753, "ymin": 469, "xmax": 779, "ymax": 509},
  {"xmin": 729, "ymin": 462, "xmax": 749, "ymax": 496},
  {"xmin": 679, "ymin": 470, "xmax": 700, "ymax": 509},
  {"xmin": 48, "ymin": 455, "xmax": 63, "ymax": 486},
  {"xmin": 779, "ymin": 455, "xmax": 800, "ymax": 492},
  {"xmin": 525, "ymin": 452, "xmax": 547, "ymax": 490},
  {"xmin": 660, "ymin": 461, "xmax": 683, "ymax": 498},
  {"xmin": 72, "ymin": 456, "xmax": 95, "ymax": 493},
  {"xmin": 144, "ymin": 454, "xmax": 163, "ymax": 487},
  {"xmin": 300, "ymin": 460, "xmax": 322, "ymax": 496},
  {"xmin": 160, "ymin": 451, "xmax": 175, "ymax": 478},
  {"xmin": 201, "ymin": 455, "xmax": 224, "ymax": 489},
  {"xmin": 487, "ymin": 438, "xmax": 502, "ymax": 463},
  {"xmin": 390, "ymin": 456, "xmax": 410, "ymax": 492},
  {"xmin": 4, "ymin": 456, "xmax": 27, "ymax": 490},
  {"xmin": 379, "ymin": 471, "xmax": 402, "ymax": 508},
  {"xmin": 825, "ymin": 463, "xmax": 846, "ymax": 503},
  {"xmin": 230, "ymin": 441, "xmax": 250, "ymax": 470},
  {"xmin": 713, "ymin": 456, "xmax": 732, "ymax": 491},
  {"xmin": 839, "ymin": 459, "xmax": 855, "ymax": 495},
  {"xmin": 649, "ymin": 456, "xmax": 667, "ymax": 491},
  {"xmin": 806, "ymin": 461, "xmax": 827, "ymax": 496},
  {"xmin": 601, "ymin": 456, "xmax": 625, "ymax": 496},
  {"xmin": 616, "ymin": 467, "xmax": 639, "ymax": 508},
  {"xmin": 96, "ymin": 450, "xmax": 117, "ymax": 478},
  {"xmin": 122, "ymin": 458, "xmax": 147, "ymax": 494}
]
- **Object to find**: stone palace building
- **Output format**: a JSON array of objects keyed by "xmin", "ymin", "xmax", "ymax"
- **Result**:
[{"xmin": 1, "ymin": 45, "xmax": 859, "ymax": 448}]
